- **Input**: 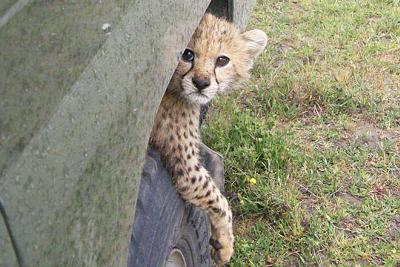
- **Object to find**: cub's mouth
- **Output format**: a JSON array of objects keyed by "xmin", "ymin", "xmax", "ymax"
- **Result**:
[
  {"xmin": 188, "ymin": 91, "xmax": 208, "ymax": 97},
  {"xmin": 186, "ymin": 91, "xmax": 211, "ymax": 104}
]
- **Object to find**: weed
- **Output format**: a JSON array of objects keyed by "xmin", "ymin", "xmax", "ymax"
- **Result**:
[{"xmin": 203, "ymin": 0, "xmax": 400, "ymax": 265}]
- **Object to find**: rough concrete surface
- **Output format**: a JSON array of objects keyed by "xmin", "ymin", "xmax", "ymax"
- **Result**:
[{"xmin": 0, "ymin": 0, "xmax": 210, "ymax": 265}]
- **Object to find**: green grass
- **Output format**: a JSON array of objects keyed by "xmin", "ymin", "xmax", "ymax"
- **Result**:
[{"xmin": 202, "ymin": 0, "xmax": 400, "ymax": 265}]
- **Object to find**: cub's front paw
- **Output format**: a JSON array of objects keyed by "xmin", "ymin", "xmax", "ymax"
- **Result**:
[{"xmin": 210, "ymin": 234, "xmax": 234, "ymax": 266}]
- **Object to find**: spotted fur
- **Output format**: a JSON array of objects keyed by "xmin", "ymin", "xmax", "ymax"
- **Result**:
[{"xmin": 150, "ymin": 14, "xmax": 267, "ymax": 265}]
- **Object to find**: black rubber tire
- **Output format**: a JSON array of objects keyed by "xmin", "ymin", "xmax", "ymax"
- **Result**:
[{"xmin": 127, "ymin": 146, "xmax": 224, "ymax": 267}]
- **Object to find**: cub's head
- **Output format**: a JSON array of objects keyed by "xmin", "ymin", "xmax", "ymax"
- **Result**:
[{"xmin": 168, "ymin": 13, "xmax": 267, "ymax": 105}]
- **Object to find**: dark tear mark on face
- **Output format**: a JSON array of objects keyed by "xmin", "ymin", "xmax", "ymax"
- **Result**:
[
  {"xmin": 181, "ymin": 51, "xmax": 195, "ymax": 79},
  {"xmin": 214, "ymin": 67, "xmax": 220, "ymax": 85}
]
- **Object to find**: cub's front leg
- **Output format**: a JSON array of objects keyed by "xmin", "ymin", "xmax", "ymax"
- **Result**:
[{"xmin": 167, "ymin": 151, "xmax": 234, "ymax": 265}]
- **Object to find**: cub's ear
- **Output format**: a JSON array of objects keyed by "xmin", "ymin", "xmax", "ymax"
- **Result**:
[{"xmin": 241, "ymin": 29, "xmax": 268, "ymax": 60}]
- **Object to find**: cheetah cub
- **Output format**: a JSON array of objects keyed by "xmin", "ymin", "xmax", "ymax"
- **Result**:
[{"xmin": 150, "ymin": 14, "xmax": 267, "ymax": 265}]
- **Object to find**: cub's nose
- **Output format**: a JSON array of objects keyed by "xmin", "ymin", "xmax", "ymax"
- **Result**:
[{"xmin": 192, "ymin": 76, "xmax": 210, "ymax": 91}]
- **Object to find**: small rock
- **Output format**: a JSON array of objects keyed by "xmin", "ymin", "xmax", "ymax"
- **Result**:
[{"xmin": 102, "ymin": 23, "xmax": 111, "ymax": 33}]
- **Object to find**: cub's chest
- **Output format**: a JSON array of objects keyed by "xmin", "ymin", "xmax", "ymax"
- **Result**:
[{"xmin": 150, "ymin": 99, "xmax": 201, "ymax": 147}]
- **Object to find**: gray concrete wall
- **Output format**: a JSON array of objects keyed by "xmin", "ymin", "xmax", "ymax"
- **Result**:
[
  {"xmin": 233, "ymin": 0, "xmax": 256, "ymax": 29},
  {"xmin": 0, "ymin": 1, "xmax": 210, "ymax": 265}
]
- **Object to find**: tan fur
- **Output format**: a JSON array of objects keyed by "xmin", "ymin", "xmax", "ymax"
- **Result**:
[{"xmin": 150, "ymin": 14, "xmax": 267, "ymax": 265}]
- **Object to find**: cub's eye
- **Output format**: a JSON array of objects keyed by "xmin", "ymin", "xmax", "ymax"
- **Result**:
[
  {"xmin": 215, "ymin": 56, "xmax": 230, "ymax": 67},
  {"xmin": 182, "ymin": 49, "xmax": 194, "ymax": 62}
]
